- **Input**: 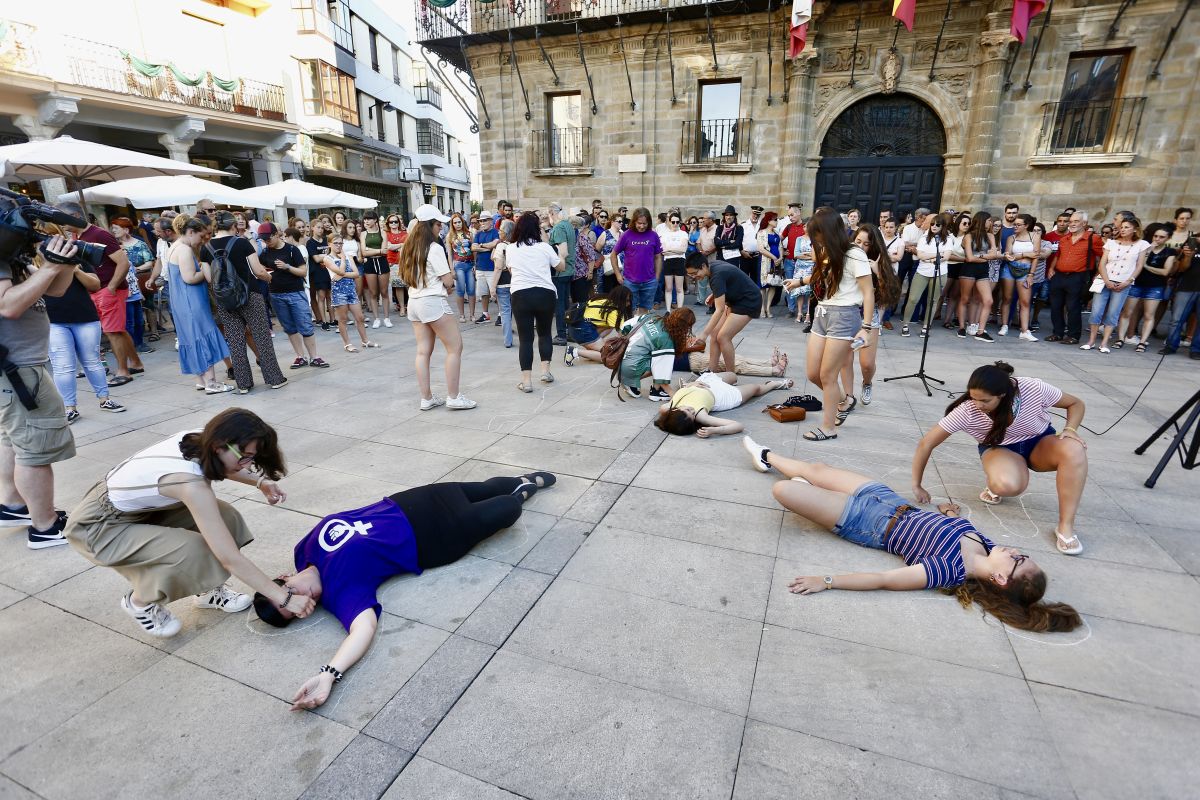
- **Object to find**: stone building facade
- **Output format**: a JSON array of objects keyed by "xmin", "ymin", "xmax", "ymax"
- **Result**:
[{"xmin": 419, "ymin": 0, "xmax": 1197, "ymax": 224}]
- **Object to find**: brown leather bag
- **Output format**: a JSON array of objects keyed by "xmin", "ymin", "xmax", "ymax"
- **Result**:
[
  {"xmin": 601, "ymin": 314, "xmax": 654, "ymax": 370},
  {"xmin": 763, "ymin": 404, "xmax": 806, "ymax": 422}
]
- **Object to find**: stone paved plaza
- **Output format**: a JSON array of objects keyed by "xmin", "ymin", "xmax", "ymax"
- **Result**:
[{"xmin": 2, "ymin": 313, "xmax": 1198, "ymax": 800}]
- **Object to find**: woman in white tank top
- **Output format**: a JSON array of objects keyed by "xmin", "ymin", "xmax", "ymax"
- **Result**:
[{"xmin": 64, "ymin": 409, "xmax": 316, "ymax": 638}]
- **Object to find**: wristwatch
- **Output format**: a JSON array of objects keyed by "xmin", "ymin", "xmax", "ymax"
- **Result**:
[{"xmin": 824, "ymin": 576, "xmax": 833, "ymax": 588}]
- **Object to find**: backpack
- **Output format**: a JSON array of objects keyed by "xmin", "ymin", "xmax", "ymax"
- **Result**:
[
  {"xmin": 209, "ymin": 237, "xmax": 249, "ymax": 312},
  {"xmin": 602, "ymin": 313, "xmax": 656, "ymax": 400},
  {"xmin": 565, "ymin": 301, "xmax": 587, "ymax": 327}
]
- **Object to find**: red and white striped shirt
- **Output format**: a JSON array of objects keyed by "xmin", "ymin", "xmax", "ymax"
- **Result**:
[{"xmin": 937, "ymin": 377, "xmax": 1062, "ymax": 445}]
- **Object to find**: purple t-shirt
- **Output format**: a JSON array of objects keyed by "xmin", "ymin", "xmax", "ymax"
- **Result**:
[
  {"xmin": 293, "ymin": 497, "xmax": 421, "ymax": 630},
  {"xmin": 614, "ymin": 229, "xmax": 662, "ymax": 283}
]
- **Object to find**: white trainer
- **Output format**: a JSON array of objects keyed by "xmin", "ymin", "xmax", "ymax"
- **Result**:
[
  {"xmin": 195, "ymin": 583, "xmax": 252, "ymax": 613},
  {"xmin": 420, "ymin": 395, "xmax": 445, "ymax": 411},
  {"xmin": 966, "ymin": 323, "xmax": 978, "ymax": 336},
  {"xmin": 383, "ymin": 318, "xmax": 393, "ymax": 328},
  {"xmin": 372, "ymin": 318, "xmax": 382, "ymax": 329},
  {"xmin": 121, "ymin": 591, "xmax": 182, "ymax": 638},
  {"xmin": 998, "ymin": 325, "xmax": 1009, "ymax": 336},
  {"xmin": 1019, "ymin": 330, "xmax": 1038, "ymax": 342},
  {"xmin": 446, "ymin": 394, "xmax": 477, "ymax": 410},
  {"xmin": 742, "ymin": 435, "xmax": 772, "ymax": 472}
]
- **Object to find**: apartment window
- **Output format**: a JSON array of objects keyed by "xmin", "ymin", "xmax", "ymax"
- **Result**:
[
  {"xmin": 391, "ymin": 47, "xmax": 402, "ymax": 86},
  {"xmin": 416, "ymin": 119, "xmax": 445, "ymax": 157},
  {"xmin": 299, "ymin": 60, "xmax": 359, "ymax": 125},
  {"xmin": 1038, "ymin": 50, "xmax": 1143, "ymax": 154},
  {"xmin": 397, "ymin": 112, "xmax": 407, "ymax": 147},
  {"xmin": 695, "ymin": 80, "xmax": 743, "ymax": 161},
  {"xmin": 368, "ymin": 28, "xmax": 380, "ymax": 72}
]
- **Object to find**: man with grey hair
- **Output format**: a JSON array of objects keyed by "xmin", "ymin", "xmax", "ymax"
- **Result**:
[
  {"xmin": 546, "ymin": 203, "xmax": 576, "ymax": 344},
  {"xmin": 1046, "ymin": 210, "xmax": 1103, "ymax": 344},
  {"xmin": 694, "ymin": 211, "xmax": 719, "ymax": 308}
]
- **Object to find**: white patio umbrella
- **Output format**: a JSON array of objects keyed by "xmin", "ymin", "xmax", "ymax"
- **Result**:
[
  {"xmin": 239, "ymin": 178, "xmax": 377, "ymax": 211},
  {"xmin": 55, "ymin": 175, "xmax": 250, "ymax": 209}
]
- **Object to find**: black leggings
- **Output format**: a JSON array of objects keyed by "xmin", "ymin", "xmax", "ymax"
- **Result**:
[
  {"xmin": 390, "ymin": 477, "xmax": 525, "ymax": 568},
  {"xmin": 511, "ymin": 287, "xmax": 556, "ymax": 371}
]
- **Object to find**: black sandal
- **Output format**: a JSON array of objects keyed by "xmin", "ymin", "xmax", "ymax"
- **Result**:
[
  {"xmin": 511, "ymin": 481, "xmax": 539, "ymax": 502},
  {"xmin": 106, "ymin": 375, "xmax": 133, "ymax": 387},
  {"xmin": 1112, "ymin": 340, "xmax": 1125, "ymax": 350},
  {"xmin": 519, "ymin": 471, "xmax": 557, "ymax": 489},
  {"xmin": 1135, "ymin": 342, "xmax": 1147, "ymax": 353},
  {"xmin": 835, "ymin": 395, "xmax": 857, "ymax": 426},
  {"xmin": 803, "ymin": 428, "xmax": 838, "ymax": 441}
]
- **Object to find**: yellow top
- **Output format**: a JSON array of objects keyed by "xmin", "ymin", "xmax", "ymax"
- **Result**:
[
  {"xmin": 670, "ymin": 385, "xmax": 714, "ymax": 413},
  {"xmin": 582, "ymin": 299, "xmax": 620, "ymax": 329}
]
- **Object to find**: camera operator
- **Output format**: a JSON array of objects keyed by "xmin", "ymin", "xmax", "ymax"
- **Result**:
[
  {"xmin": 0, "ymin": 234, "xmax": 80, "ymax": 549},
  {"xmin": 56, "ymin": 201, "xmax": 142, "ymax": 386}
]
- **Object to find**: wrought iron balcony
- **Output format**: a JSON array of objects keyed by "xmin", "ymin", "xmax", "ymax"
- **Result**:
[
  {"xmin": 1035, "ymin": 97, "xmax": 1146, "ymax": 156},
  {"xmin": 415, "ymin": 83, "xmax": 443, "ymax": 109},
  {"xmin": 531, "ymin": 127, "xmax": 591, "ymax": 169},
  {"xmin": 681, "ymin": 118, "xmax": 752, "ymax": 166}
]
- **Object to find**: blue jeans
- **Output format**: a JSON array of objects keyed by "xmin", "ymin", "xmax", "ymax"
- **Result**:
[
  {"xmin": 270, "ymin": 290, "xmax": 316, "ymax": 337},
  {"xmin": 832, "ymin": 482, "xmax": 905, "ymax": 550},
  {"xmin": 1093, "ymin": 285, "xmax": 1131, "ymax": 329},
  {"xmin": 496, "ymin": 286, "xmax": 513, "ymax": 347},
  {"xmin": 125, "ymin": 300, "xmax": 144, "ymax": 348},
  {"xmin": 553, "ymin": 274, "xmax": 572, "ymax": 338},
  {"xmin": 627, "ymin": 279, "xmax": 658, "ymax": 312},
  {"xmin": 1166, "ymin": 290, "xmax": 1200, "ymax": 353},
  {"xmin": 49, "ymin": 321, "xmax": 108, "ymax": 406},
  {"xmin": 782, "ymin": 259, "xmax": 797, "ymax": 313},
  {"xmin": 454, "ymin": 262, "xmax": 476, "ymax": 298}
]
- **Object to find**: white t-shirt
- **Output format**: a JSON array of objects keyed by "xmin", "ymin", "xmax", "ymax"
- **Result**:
[
  {"xmin": 660, "ymin": 229, "xmax": 689, "ymax": 258},
  {"xmin": 902, "ymin": 222, "xmax": 924, "ymax": 248},
  {"xmin": 885, "ymin": 236, "xmax": 904, "ymax": 270},
  {"xmin": 915, "ymin": 233, "xmax": 959, "ymax": 277},
  {"xmin": 1103, "ymin": 238, "xmax": 1151, "ymax": 283},
  {"xmin": 342, "ymin": 239, "xmax": 359, "ymax": 260},
  {"xmin": 156, "ymin": 238, "xmax": 171, "ymax": 282},
  {"xmin": 507, "ymin": 242, "xmax": 559, "ymax": 293},
  {"xmin": 822, "ymin": 246, "xmax": 873, "ymax": 306},
  {"xmin": 408, "ymin": 242, "xmax": 451, "ymax": 298},
  {"xmin": 740, "ymin": 220, "xmax": 760, "ymax": 254},
  {"xmin": 654, "ymin": 222, "xmax": 671, "ymax": 238},
  {"xmin": 107, "ymin": 431, "xmax": 204, "ymax": 512}
]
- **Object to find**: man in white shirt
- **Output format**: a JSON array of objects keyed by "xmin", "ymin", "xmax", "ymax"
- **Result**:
[{"xmin": 740, "ymin": 205, "xmax": 763, "ymax": 286}]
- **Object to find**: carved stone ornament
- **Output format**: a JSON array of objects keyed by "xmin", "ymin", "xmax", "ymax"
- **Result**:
[
  {"xmin": 914, "ymin": 38, "xmax": 969, "ymax": 66},
  {"xmin": 880, "ymin": 51, "xmax": 902, "ymax": 94},
  {"xmin": 936, "ymin": 71, "xmax": 971, "ymax": 96},
  {"xmin": 815, "ymin": 80, "xmax": 854, "ymax": 115},
  {"xmin": 821, "ymin": 45, "xmax": 869, "ymax": 73},
  {"xmin": 979, "ymin": 30, "xmax": 1015, "ymax": 62}
]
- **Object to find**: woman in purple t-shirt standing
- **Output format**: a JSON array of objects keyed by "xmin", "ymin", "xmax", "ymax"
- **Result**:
[
  {"xmin": 911, "ymin": 361, "xmax": 1089, "ymax": 555},
  {"xmin": 611, "ymin": 207, "xmax": 663, "ymax": 314}
]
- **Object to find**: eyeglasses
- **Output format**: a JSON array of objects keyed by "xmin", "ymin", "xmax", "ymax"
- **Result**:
[
  {"xmin": 670, "ymin": 219, "xmax": 681, "ymax": 224},
  {"xmin": 226, "ymin": 443, "xmax": 255, "ymax": 466},
  {"xmin": 1008, "ymin": 552, "xmax": 1027, "ymax": 581}
]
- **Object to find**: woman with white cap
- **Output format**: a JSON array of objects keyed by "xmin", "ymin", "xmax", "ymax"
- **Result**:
[{"xmin": 397, "ymin": 205, "xmax": 477, "ymax": 411}]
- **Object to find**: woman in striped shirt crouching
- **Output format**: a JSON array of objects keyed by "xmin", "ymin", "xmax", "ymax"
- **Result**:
[{"xmin": 912, "ymin": 361, "xmax": 1088, "ymax": 555}]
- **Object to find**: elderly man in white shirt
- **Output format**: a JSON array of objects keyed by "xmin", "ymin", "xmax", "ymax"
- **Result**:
[{"xmin": 740, "ymin": 204, "xmax": 764, "ymax": 286}]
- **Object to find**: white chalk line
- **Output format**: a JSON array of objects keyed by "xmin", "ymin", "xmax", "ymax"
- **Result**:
[{"xmin": 983, "ymin": 613, "xmax": 1094, "ymax": 646}]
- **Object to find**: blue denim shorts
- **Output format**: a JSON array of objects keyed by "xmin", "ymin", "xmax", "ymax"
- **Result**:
[
  {"xmin": 627, "ymin": 279, "xmax": 657, "ymax": 311},
  {"xmin": 270, "ymin": 290, "xmax": 315, "ymax": 336},
  {"xmin": 331, "ymin": 277, "xmax": 358, "ymax": 307},
  {"xmin": 569, "ymin": 318, "xmax": 600, "ymax": 344},
  {"xmin": 978, "ymin": 424, "xmax": 1055, "ymax": 467},
  {"xmin": 1128, "ymin": 284, "xmax": 1166, "ymax": 301},
  {"xmin": 832, "ymin": 482, "xmax": 906, "ymax": 550}
]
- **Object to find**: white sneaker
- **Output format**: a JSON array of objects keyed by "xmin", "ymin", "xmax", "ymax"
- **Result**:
[
  {"xmin": 420, "ymin": 395, "xmax": 445, "ymax": 411},
  {"xmin": 383, "ymin": 318, "xmax": 393, "ymax": 328},
  {"xmin": 742, "ymin": 435, "xmax": 772, "ymax": 472},
  {"xmin": 121, "ymin": 591, "xmax": 182, "ymax": 638},
  {"xmin": 862, "ymin": 384, "xmax": 873, "ymax": 405},
  {"xmin": 1019, "ymin": 331, "xmax": 1038, "ymax": 342},
  {"xmin": 195, "ymin": 583, "xmax": 252, "ymax": 613},
  {"xmin": 998, "ymin": 325, "xmax": 1009, "ymax": 336},
  {"xmin": 966, "ymin": 323, "xmax": 978, "ymax": 336},
  {"xmin": 372, "ymin": 318, "xmax": 382, "ymax": 329},
  {"xmin": 446, "ymin": 394, "xmax": 477, "ymax": 410},
  {"xmin": 1125, "ymin": 335, "xmax": 1140, "ymax": 344}
]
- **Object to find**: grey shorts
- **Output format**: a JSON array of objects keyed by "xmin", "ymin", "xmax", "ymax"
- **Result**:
[
  {"xmin": 0, "ymin": 364, "xmax": 76, "ymax": 466},
  {"xmin": 811, "ymin": 304, "xmax": 863, "ymax": 340},
  {"xmin": 408, "ymin": 294, "xmax": 453, "ymax": 324}
]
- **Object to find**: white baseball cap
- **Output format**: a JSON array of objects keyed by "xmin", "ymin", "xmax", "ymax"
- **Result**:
[{"xmin": 414, "ymin": 204, "xmax": 449, "ymax": 223}]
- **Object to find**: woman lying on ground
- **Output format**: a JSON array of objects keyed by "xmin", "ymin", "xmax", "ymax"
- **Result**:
[
  {"xmin": 739, "ymin": 436, "xmax": 1081, "ymax": 632},
  {"xmin": 65, "ymin": 409, "xmax": 316, "ymax": 638},
  {"xmin": 654, "ymin": 372, "xmax": 794, "ymax": 437},
  {"xmin": 563, "ymin": 284, "xmax": 633, "ymax": 366},
  {"xmin": 253, "ymin": 471, "xmax": 557, "ymax": 711},
  {"xmin": 664, "ymin": 307, "xmax": 789, "ymax": 376},
  {"xmin": 911, "ymin": 361, "xmax": 1089, "ymax": 555}
]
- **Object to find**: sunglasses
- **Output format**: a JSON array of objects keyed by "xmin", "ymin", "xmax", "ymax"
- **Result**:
[
  {"xmin": 1008, "ymin": 552, "xmax": 1027, "ymax": 581},
  {"xmin": 226, "ymin": 443, "xmax": 256, "ymax": 466},
  {"xmin": 670, "ymin": 219, "xmax": 681, "ymax": 224},
  {"xmin": 388, "ymin": 219, "xmax": 401, "ymax": 225}
]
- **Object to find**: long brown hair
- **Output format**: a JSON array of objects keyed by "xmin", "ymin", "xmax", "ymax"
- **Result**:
[
  {"xmin": 397, "ymin": 220, "xmax": 437, "ymax": 288},
  {"xmin": 179, "ymin": 408, "xmax": 286, "ymax": 482},
  {"xmin": 593, "ymin": 284, "xmax": 633, "ymax": 329},
  {"xmin": 924, "ymin": 212, "xmax": 953, "ymax": 244},
  {"xmin": 944, "ymin": 361, "xmax": 1018, "ymax": 447},
  {"xmin": 965, "ymin": 211, "xmax": 993, "ymax": 257},
  {"xmin": 663, "ymin": 307, "xmax": 694, "ymax": 351},
  {"xmin": 855, "ymin": 223, "xmax": 901, "ymax": 307},
  {"xmin": 951, "ymin": 572, "xmax": 1082, "ymax": 632},
  {"xmin": 808, "ymin": 207, "xmax": 853, "ymax": 301}
]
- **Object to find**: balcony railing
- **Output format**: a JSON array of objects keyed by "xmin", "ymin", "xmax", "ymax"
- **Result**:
[
  {"xmin": 1035, "ymin": 97, "xmax": 1146, "ymax": 156},
  {"xmin": 681, "ymin": 118, "xmax": 751, "ymax": 166},
  {"xmin": 532, "ymin": 127, "xmax": 591, "ymax": 169},
  {"xmin": 293, "ymin": 0, "xmax": 354, "ymax": 51},
  {"xmin": 0, "ymin": 21, "xmax": 287, "ymax": 122},
  {"xmin": 414, "ymin": 83, "xmax": 443, "ymax": 109},
  {"xmin": 418, "ymin": 0, "xmax": 709, "ymax": 41}
]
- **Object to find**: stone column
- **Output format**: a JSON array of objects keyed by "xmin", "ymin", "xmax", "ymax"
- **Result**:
[
  {"xmin": 959, "ymin": 29, "xmax": 1014, "ymax": 211},
  {"xmin": 777, "ymin": 50, "xmax": 820, "ymax": 209},
  {"xmin": 258, "ymin": 132, "xmax": 297, "ymax": 223},
  {"xmin": 157, "ymin": 117, "xmax": 206, "ymax": 162},
  {"xmin": 13, "ymin": 93, "xmax": 79, "ymax": 204}
]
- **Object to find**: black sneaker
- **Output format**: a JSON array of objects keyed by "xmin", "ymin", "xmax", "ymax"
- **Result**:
[
  {"xmin": 625, "ymin": 385, "xmax": 642, "ymax": 399},
  {"xmin": 648, "ymin": 386, "xmax": 670, "ymax": 402},
  {"xmin": 1158, "ymin": 346, "xmax": 1176, "ymax": 355},
  {"xmin": 975, "ymin": 331, "xmax": 995, "ymax": 342},
  {"xmin": 27, "ymin": 514, "xmax": 68, "ymax": 550},
  {"xmin": 98, "ymin": 399, "xmax": 126, "ymax": 413},
  {"xmin": 956, "ymin": 328, "xmax": 967, "ymax": 338},
  {"xmin": 66, "ymin": 409, "xmax": 81, "ymax": 424},
  {"xmin": 552, "ymin": 336, "xmax": 568, "ymax": 346},
  {"xmin": 0, "ymin": 503, "xmax": 31, "ymax": 528},
  {"xmin": 803, "ymin": 323, "xmax": 813, "ymax": 333}
]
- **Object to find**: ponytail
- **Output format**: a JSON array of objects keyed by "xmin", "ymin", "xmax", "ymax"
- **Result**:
[{"xmin": 944, "ymin": 361, "xmax": 1017, "ymax": 447}]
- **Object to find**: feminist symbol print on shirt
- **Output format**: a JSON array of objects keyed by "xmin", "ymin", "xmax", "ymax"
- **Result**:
[{"xmin": 318, "ymin": 518, "xmax": 374, "ymax": 553}]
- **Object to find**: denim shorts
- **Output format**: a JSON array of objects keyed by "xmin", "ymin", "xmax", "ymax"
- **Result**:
[
  {"xmin": 569, "ymin": 318, "xmax": 600, "ymax": 344},
  {"xmin": 1129, "ymin": 284, "xmax": 1166, "ymax": 301},
  {"xmin": 627, "ymin": 279, "xmax": 657, "ymax": 310},
  {"xmin": 454, "ymin": 263, "xmax": 476, "ymax": 298},
  {"xmin": 832, "ymin": 482, "xmax": 906, "ymax": 550},
  {"xmin": 978, "ymin": 424, "xmax": 1055, "ymax": 467},
  {"xmin": 331, "ymin": 278, "xmax": 358, "ymax": 307},
  {"xmin": 270, "ymin": 290, "xmax": 315, "ymax": 337}
]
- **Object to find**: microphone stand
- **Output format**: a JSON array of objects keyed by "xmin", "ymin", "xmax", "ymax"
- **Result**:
[{"xmin": 883, "ymin": 236, "xmax": 946, "ymax": 397}]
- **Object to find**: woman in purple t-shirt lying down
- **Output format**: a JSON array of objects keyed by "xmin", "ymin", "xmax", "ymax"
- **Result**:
[
  {"xmin": 740, "ymin": 436, "xmax": 1081, "ymax": 634},
  {"xmin": 253, "ymin": 470, "xmax": 555, "ymax": 710}
]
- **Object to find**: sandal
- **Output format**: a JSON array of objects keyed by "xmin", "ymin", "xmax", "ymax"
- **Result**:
[
  {"xmin": 803, "ymin": 428, "xmax": 838, "ymax": 442},
  {"xmin": 1055, "ymin": 529, "xmax": 1084, "ymax": 555},
  {"xmin": 1135, "ymin": 342, "xmax": 1147, "ymax": 353},
  {"xmin": 1111, "ymin": 340, "xmax": 1124, "ymax": 350},
  {"xmin": 361, "ymin": 341, "xmax": 381, "ymax": 349},
  {"xmin": 1079, "ymin": 343, "xmax": 1093, "ymax": 350},
  {"xmin": 835, "ymin": 395, "xmax": 857, "ymax": 426},
  {"xmin": 519, "ymin": 471, "xmax": 557, "ymax": 488},
  {"xmin": 517, "ymin": 382, "xmax": 533, "ymax": 393},
  {"xmin": 343, "ymin": 343, "xmax": 359, "ymax": 353},
  {"xmin": 774, "ymin": 378, "xmax": 795, "ymax": 390},
  {"xmin": 205, "ymin": 383, "xmax": 235, "ymax": 395},
  {"xmin": 106, "ymin": 375, "xmax": 133, "ymax": 387},
  {"xmin": 979, "ymin": 488, "xmax": 1002, "ymax": 505}
]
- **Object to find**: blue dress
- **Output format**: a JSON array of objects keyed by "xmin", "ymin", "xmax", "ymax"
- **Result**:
[{"xmin": 168, "ymin": 257, "xmax": 230, "ymax": 376}]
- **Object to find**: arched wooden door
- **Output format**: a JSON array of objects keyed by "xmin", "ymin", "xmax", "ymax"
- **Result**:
[{"xmin": 814, "ymin": 95, "xmax": 947, "ymax": 221}]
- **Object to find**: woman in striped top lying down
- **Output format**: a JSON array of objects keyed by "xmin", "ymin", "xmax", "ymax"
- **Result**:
[
  {"xmin": 740, "ymin": 436, "xmax": 1081, "ymax": 633},
  {"xmin": 911, "ymin": 361, "xmax": 1089, "ymax": 556}
]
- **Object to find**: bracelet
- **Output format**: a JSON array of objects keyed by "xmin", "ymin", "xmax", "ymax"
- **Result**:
[
  {"xmin": 255, "ymin": 475, "xmax": 266, "ymax": 489},
  {"xmin": 1064, "ymin": 426, "xmax": 1078, "ymax": 433},
  {"xmin": 320, "ymin": 664, "xmax": 343, "ymax": 683},
  {"xmin": 279, "ymin": 587, "xmax": 293, "ymax": 610}
]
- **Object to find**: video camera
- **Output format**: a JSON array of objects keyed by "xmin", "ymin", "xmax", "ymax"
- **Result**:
[{"xmin": 0, "ymin": 186, "xmax": 106, "ymax": 271}]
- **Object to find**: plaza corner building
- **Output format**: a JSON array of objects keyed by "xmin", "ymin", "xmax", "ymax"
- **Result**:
[
  {"xmin": 0, "ymin": 0, "xmax": 472, "ymax": 218},
  {"xmin": 418, "ymin": 0, "xmax": 1196, "ymax": 223}
]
